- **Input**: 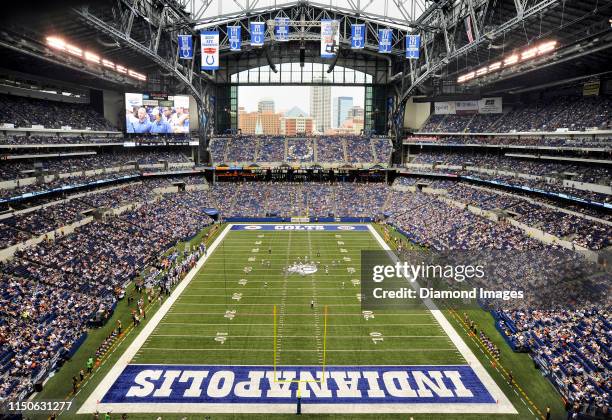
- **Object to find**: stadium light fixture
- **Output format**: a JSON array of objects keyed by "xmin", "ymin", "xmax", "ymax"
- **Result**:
[
  {"xmin": 503, "ymin": 54, "xmax": 519, "ymax": 66},
  {"xmin": 84, "ymin": 51, "xmax": 100, "ymax": 64},
  {"xmin": 521, "ymin": 47, "xmax": 538, "ymax": 61},
  {"xmin": 45, "ymin": 35, "xmax": 145, "ymax": 82},
  {"xmin": 65, "ymin": 44, "xmax": 83, "ymax": 57},
  {"xmin": 538, "ymin": 41, "xmax": 557, "ymax": 53},
  {"xmin": 488, "ymin": 61, "xmax": 502, "ymax": 71},
  {"xmin": 46, "ymin": 37, "xmax": 65, "ymax": 50},
  {"xmin": 128, "ymin": 70, "xmax": 146, "ymax": 81},
  {"xmin": 102, "ymin": 59, "xmax": 115, "ymax": 69},
  {"xmin": 457, "ymin": 40, "xmax": 557, "ymax": 83},
  {"xmin": 463, "ymin": 71, "xmax": 475, "ymax": 82},
  {"xmin": 476, "ymin": 67, "xmax": 488, "ymax": 76}
]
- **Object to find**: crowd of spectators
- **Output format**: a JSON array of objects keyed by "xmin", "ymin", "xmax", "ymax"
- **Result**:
[
  {"xmin": 405, "ymin": 135, "xmax": 612, "ymax": 149},
  {"xmin": 482, "ymin": 173, "xmax": 611, "ymax": 204},
  {"xmin": 385, "ymin": 189, "xmax": 543, "ymax": 250},
  {"xmin": 421, "ymin": 114, "xmax": 474, "ymax": 133},
  {"xmin": 225, "ymin": 136, "xmax": 257, "ymax": 162},
  {"xmin": 0, "ymin": 172, "xmax": 140, "ymax": 200},
  {"xmin": 393, "ymin": 177, "xmax": 611, "ymax": 250},
  {"xmin": 495, "ymin": 309, "xmax": 610, "ymax": 415},
  {"xmin": 410, "ymin": 151, "xmax": 610, "ymax": 184},
  {"xmin": 0, "ymin": 134, "xmax": 191, "ymax": 146},
  {"xmin": 0, "ymin": 223, "xmax": 31, "ymax": 249},
  {"xmin": 0, "ymin": 135, "xmax": 122, "ymax": 145},
  {"xmin": 0, "ymin": 150, "xmax": 192, "ymax": 181},
  {"xmin": 465, "ymin": 114, "xmax": 503, "ymax": 133},
  {"xmin": 0, "ymin": 176, "xmax": 208, "ymax": 249},
  {"xmin": 495, "ymin": 96, "xmax": 611, "ymax": 133},
  {"xmin": 2, "ymin": 174, "xmax": 607, "ymax": 252},
  {"xmin": 0, "ymin": 274, "xmax": 101, "ymax": 400},
  {"xmin": 406, "ymin": 154, "xmax": 611, "ymax": 204},
  {"xmin": 0, "ymin": 94, "xmax": 117, "ymax": 131},
  {"xmin": 208, "ymin": 137, "xmax": 229, "ymax": 163},
  {"xmin": 316, "ymin": 137, "xmax": 346, "ymax": 162},
  {"xmin": 419, "ymin": 95, "xmax": 612, "ymax": 133},
  {"xmin": 209, "ymin": 136, "xmax": 391, "ymax": 165},
  {"xmin": 0, "ymin": 188, "xmax": 213, "ymax": 400},
  {"xmin": 1, "ymin": 200, "xmax": 88, "ymax": 240},
  {"xmin": 255, "ymin": 136, "xmax": 285, "ymax": 162},
  {"xmin": 201, "ymin": 181, "xmax": 388, "ymax": 218},
  {"xmin": 75, "ymin": 182, "xmax": 153, "ymax": 209},
  {"xmin": 371, "ymin": 138, "xmax": 393, "ymax": 164},
  {"xmin": 345, "ymin": 136, "xmax": 374, "ymax": 163}
]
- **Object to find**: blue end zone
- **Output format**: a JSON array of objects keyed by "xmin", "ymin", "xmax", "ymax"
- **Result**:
[
  {"xmin": 231, "ymin": 224, "xmax": 370, "ymax": 231},
  {"xmin": 101, "ymin": 365, "xmax": 495, "ymax": 404}
]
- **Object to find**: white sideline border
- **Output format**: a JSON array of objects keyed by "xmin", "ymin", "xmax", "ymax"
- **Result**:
[{"xmin": 79, "ymin": 223, "xmax": 516, "ymax": 414}]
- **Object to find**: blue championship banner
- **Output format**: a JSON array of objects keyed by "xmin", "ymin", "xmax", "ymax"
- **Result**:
[
  {"xmin": 406, "ymin": 34, "xmax": 420, "ymax": 59},
  {"xmin": 250, "ymin": 22, "xmax": 265, "ymax": 47},
  {"xmin": 177, "ymin": 35, "xmax": 193, "ymax": 59},
  {"xmin": 228, "ymin": 25, "xmax": 241, "ymax": 51},
  {"xmin": 351, "ymin": 24, "xmax": 366, "ymax": 49},
  {"xmin": 101, "ymin": 365, "xmax": 495, "ymax": 404},
  {"xmin": 274, "ymin": 17, "xmax": 290, "ymax": 41},
  {"xmin": 200, "ymin": 31, "xmax": 219, "ymax": 70},
  {"xmin": 231, "ymin": 224, "xmax": 370, "ymax": 231},
  {"xmin": 378, "ymin": 28, "xmax": 393, "ymax": 53}
]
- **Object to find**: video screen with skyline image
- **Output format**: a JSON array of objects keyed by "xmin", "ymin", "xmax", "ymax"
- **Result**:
[
  {"xmin": 125, "ymin": 92, "xmax": 190, "ymax": 134},
  {"xmin": 238, "ymin": 85, "xmax": 365, "ymax": 136}
]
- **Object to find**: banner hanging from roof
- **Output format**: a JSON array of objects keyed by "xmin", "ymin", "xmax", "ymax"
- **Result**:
[
  {"xmin": 378, "ymin": 29, "xmax": 393, "ymax": 53},
  {"xmin": 250, "ymin": 22, "xmax": 265, "ymax": 47},
  {"xmin": 321, "ymin": 19, "xmax": 339, "ymax": 58},
  {"xmin": 227, "ymin": 25, "xmax": 241, "ymax": 52},
  {"xmin": 274, "ymin": 17, "xmax": 290, "ymax": 41},
  {"xmin": 405, "ymin": 34, "xmax": 420, "ymax": 59},
  {"xmin": 177, "ymin": 35, "xmax": 193, "ymax": 59},
  {"xmin": 200, "ymin": 31, "xmax": 219, "ymax": 70},
  {"xmin": 351, "ymin": 24, "xmax": 366, "ymax": 49}
]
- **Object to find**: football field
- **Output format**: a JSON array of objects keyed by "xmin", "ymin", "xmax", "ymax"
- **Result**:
[
  {"xmin": 138, "ymin": 227, "xmax": 460, "ymax": 366},
  {"xmin": 79, "ymin": 224, "xmax": 515, "ymax": 416}
]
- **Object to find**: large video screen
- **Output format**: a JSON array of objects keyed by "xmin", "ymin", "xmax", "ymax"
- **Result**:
[{"xmin": 125, "ymin": 93, "xmax": 190, "ymax": 134}]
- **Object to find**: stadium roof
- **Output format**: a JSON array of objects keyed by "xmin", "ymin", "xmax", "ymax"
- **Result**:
[{"xmin": 190, "ymin": 0, "xmax": 427, "ymax": 28}]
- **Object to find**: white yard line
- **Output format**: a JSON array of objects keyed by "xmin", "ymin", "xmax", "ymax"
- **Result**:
[
  {"xmin": 78, "ymin": 223, "xmax": 234, "ymax": 414},
  {"xmin": 366, "ymin": 224, "xmax": 516, "ymax": 414}
]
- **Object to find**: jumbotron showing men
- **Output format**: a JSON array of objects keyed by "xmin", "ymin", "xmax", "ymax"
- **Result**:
[{"xmin": 125, "ymin": 92, "xmax": 190, "ymax": 134}]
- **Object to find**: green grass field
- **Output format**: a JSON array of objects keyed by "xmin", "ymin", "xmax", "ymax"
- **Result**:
[
  {"xmin": 135, "ymin": 229, "xmax": 463, "ymax": 367},
  {"xmin": 31, "ymin": 223, "xmax": 567, "ymax": 419}
]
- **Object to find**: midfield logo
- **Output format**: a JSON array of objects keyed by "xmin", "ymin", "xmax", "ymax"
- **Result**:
[
  {"xmin": 285, "ymin": 262, "xmax": 318, "ymax": 276},
  {"xmin": 231, "ymin": 225, "xmax": 370, "ymax": 231}
]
